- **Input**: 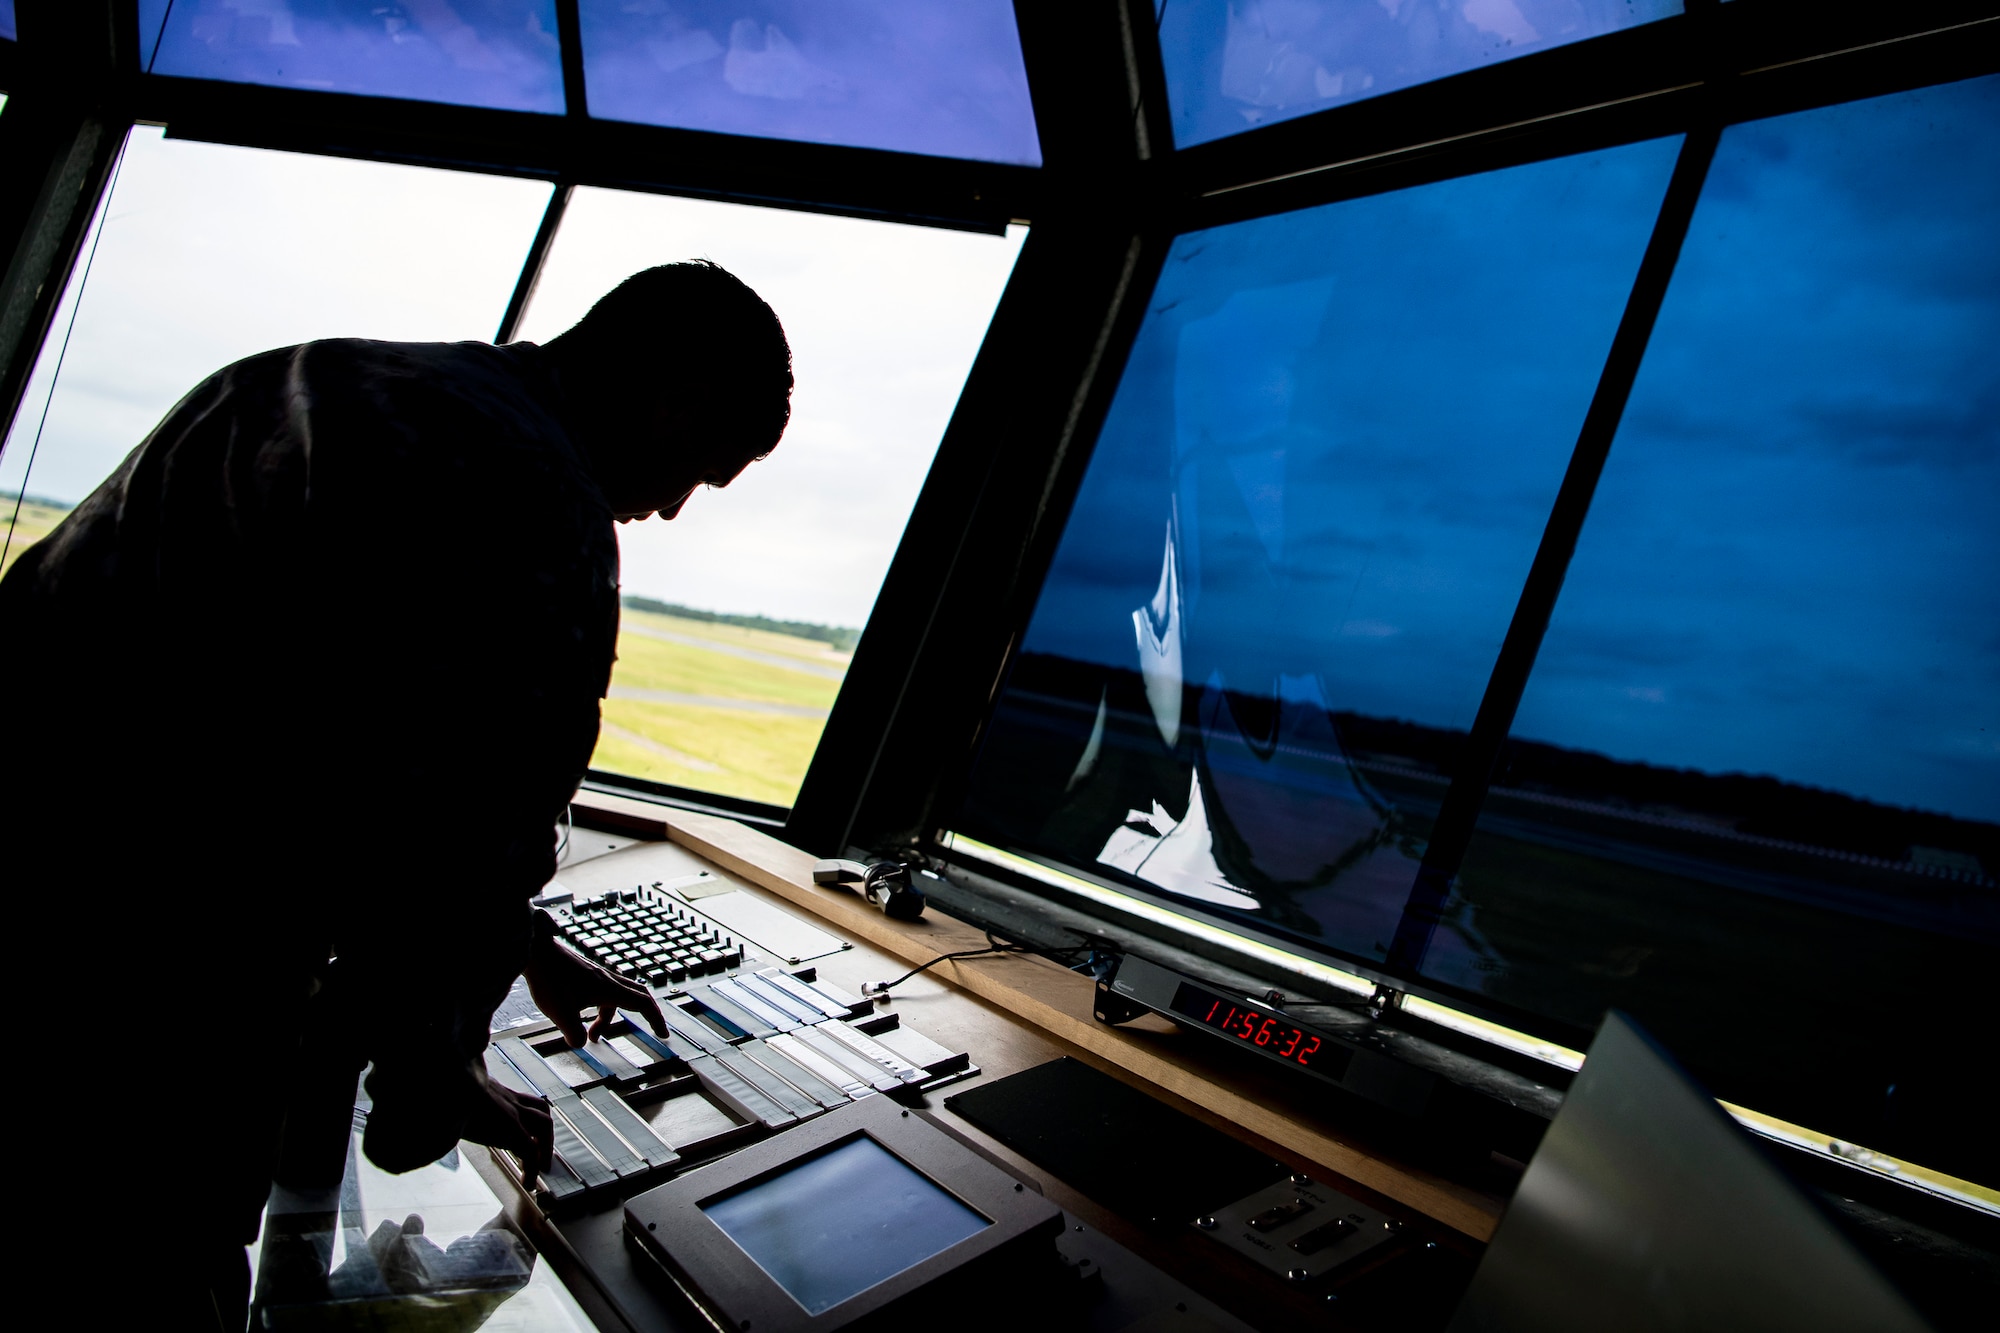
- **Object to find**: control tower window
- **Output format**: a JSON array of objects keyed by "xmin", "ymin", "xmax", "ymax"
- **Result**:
[
  {"xmin": 513, "ymin": 189, "xmax": 1024, "ymax": 808},
  {"xmin": 957, "ymin": 134, "xmax": 1682, "ymax": 949},
  {"xmin": 1156, "ymin": 0, "xmax": 1682, "ymax": 149},
  {"xmin": 950, "ymin": 71, "xmax": 1999, "ymax": 1181},
  {"xmin": 578, "ymin": 0, "xmax": 1040, "ymax": 165},
  {"xmin": 1, "ymin": 126, "xmax": 551, "ymax": 572},
  {"xmin": 138, "ymin": 0, "xmax": 567, "ymax": 113},
  {"xmin": 1437, "ymin": 74, "xmax": 1999, "ymax": 1156}
]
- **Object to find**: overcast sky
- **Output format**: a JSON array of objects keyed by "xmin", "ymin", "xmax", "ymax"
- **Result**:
[
  {"xmin": 516, "ymin": 187, "xmax": 1022, "ymax": 627},
  {"xmin": 0, "ymin": 126, "xmax": 1022, "ymax": 628}
]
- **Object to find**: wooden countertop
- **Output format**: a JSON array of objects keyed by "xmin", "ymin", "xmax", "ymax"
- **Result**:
[{"xmin": 570, "ymin": 790, "xmax": 1508, "ymax": 1245}]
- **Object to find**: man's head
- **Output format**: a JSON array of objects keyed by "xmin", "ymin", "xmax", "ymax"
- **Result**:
[{"xmin": 543, "ymin": 261, "xmax": 792, "ymax": 522}]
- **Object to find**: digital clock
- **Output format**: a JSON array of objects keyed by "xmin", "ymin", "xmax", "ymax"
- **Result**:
[
  {"xmin": 1104, "ymin": 956, "xmax": 1435, "ymax": 1114},
  {"xmin": 1168, "ymin": 980, "xmax": 1354, "ymax": 1083}
]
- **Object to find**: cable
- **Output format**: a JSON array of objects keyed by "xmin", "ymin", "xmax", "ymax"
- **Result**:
[
  {"xmin": 554, "ymin": 803, "xmax": 573, "ymax": 863},
  {"xmin": 861, "ymin": 931, "xmax": 1035, "ymax": 996},
  {"xmin": 860, "ymin": 919, "xmax": 1115, "ymax": 996}
]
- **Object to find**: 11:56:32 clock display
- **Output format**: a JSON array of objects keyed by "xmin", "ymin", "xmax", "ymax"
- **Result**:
[{"xmin": 1168, "ymin": 981, "xmax": 1353, "ymax": 1081}]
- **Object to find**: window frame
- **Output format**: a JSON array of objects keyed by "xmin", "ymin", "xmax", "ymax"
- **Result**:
[{"xmin": 2, "ymin": 0, "xmax": 1993, "ymax": 1183}]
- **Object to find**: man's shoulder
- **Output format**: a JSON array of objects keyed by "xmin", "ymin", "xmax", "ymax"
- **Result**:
[
  {"xmin": 282, "ymin": 340, "xmax": 608, "ymax": 530},
  {"xmin": 290, "ymin": 338, "xmax": 576, "ymax": 463},
  {"xmin": 290, "ymin": 338, "xmax": 554, "ymax": 410}
]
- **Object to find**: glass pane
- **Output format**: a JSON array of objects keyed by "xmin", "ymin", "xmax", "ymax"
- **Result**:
[
  {"xmin": 1, "ymin": 128, "xmax": 551, "ymax": 571},
  {"xmin": 140, "ymin": 0, "xmax": 564, "ymax": 113},
  {"xmin": 956, "ymin": 136, "xmax": 1680, "ymax": 966},
  {"xmin": 1157, "ymin": 0, "xmax": 1682, "ymax": 150},
  {"xmin": 578, "ymin": 0, "xmax": 1040, "ymax": 164},
  {"xmin": 515, "ymin": 188, "xmax": 1024, "ymax": 807},
  {"xmin": 1, "ymin": 2, "xmax": 15, "ymax": 44},
  {"xmin": 1433, "ymin": 77, "xmax": 2000, "ymax": 1171}
]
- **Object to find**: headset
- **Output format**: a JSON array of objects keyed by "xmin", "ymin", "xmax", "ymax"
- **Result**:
[{"xmin": 811, "ymin": 857, "xmax": 927, "ymax": 921}]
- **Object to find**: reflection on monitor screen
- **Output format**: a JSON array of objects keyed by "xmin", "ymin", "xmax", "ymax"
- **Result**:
[
  {"xmin": 701, "ymin": 1135, "xmax": 991, "ymax": 1315},
  {"xmin": 1449, "ymin": 1012, "xmax": 1931, "ymax": 1333}
]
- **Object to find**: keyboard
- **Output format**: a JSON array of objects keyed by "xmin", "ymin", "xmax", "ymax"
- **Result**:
[{"xmin": 551, "ymin": 887, "xmax": 744, "ymax": 985}]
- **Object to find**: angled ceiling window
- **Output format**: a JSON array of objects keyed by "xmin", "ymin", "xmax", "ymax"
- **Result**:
[
  {"xmin": 1157, "ymin": 0, "xmax": 1682, "ymax": 149},
  {"xmin": 1433, "ymin": 74, "xmax": 1999, "ymax": 1176},
  {"xmin": 955, "ymin": 135, "xmax": 1679, "ymax": 964},
  {"xmin": 577, "ymin": 0, "xmax": 1040, "ymax": 164},
  {"xmin": 514, "ymin": 189, "xmax": 1026, "ymax": 807},
  {"xmin": 1, "ymin": 128, "xmax": 551, "ymax": 573},
  {"xmin": 137, "ymin": 0, "xmax": 566, "ymax": 112}
]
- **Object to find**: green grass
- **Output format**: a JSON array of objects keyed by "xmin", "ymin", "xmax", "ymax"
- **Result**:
[
  {"xmin": 592, "ymin": 611, "xmax": 848, "ymax": 805},
  {"xmin": 612, "ymin": 611, "xmax": 845, "ymax": 708},
  {"xmin": 593, "ymin": 696, "xmax": 832, "ymax": 807},
  {"xmin": 0, "ymin": 497, "xmax": 70, "ymax": 580}
]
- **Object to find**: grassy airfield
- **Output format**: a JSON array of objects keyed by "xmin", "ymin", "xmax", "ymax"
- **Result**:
[
  {"xmin": 595, "ymin": 607, "xmax": 848, "ymax": 806},
  {"xmin": 5, "ymin": 495, "xmax": 846, "ymax": 807},
  {"xmin": 0, "ymin": 497, "xmax": 69, "ymax": 580}
]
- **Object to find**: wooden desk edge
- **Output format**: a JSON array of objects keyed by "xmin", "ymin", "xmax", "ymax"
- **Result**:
[{"xmin": 573, "ymin": 796, "xmax": 1502, "ymax": 1243}]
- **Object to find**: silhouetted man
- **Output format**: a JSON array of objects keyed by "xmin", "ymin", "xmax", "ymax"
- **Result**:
[{"xmin": 0, "ymin": 261, "xmax": 791, "ymax": 1328}]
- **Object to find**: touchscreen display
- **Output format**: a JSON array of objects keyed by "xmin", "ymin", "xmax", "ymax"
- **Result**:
[{"xmin": 702, "ymin": 1136, "xmax": 991, "ymax": 1314}]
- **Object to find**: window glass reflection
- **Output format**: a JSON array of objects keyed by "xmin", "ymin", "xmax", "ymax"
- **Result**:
[
  {"xmin": 514, "ymin": 189, "xmax": 1025, "ymax": 806},
  {"xmin": 1157, "ymin": 0, "xmax": 1681, "ymax": 149},
  {"xmin": 139, "ymin": 0, "xmax": 565, "ymax": 113},
  {"xmin": 957, "ymin": 136, "xmax": 1679, "ymax": 965},
  {"xmin": 578, "ymin": 0, "xmax": 1040, "ymax": 165},
  {"xmin": 1433, "ymin": 76, "xmax": 2000, "ymax": 1175}
]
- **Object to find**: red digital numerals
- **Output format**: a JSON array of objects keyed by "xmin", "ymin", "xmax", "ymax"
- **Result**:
[{"xmin": 1201, "ymin": 998, "xmax": 1322, "ymax": 1067}]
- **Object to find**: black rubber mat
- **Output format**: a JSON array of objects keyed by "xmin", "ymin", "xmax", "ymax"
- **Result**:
[{"xmin": 944, "ymin": 1056, "xmax": 1286, "ymax": 1226}]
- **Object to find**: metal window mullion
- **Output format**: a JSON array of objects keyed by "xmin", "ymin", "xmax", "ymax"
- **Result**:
[
  {"xmin": 1381, "ymin": 124, "xmax": 1723, "ymax": 978},
  {"xmin": 495, "ymin": 181, "xmax": 572, "ymax": 345},
  {"xmin": 554, "ymin": 0, "xmax": 588, "ymax": 121}
]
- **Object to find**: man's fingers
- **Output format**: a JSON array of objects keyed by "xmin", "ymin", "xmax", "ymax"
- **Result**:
[
  {"xmin": 521, "ymin": 1101, "xmax": 554, "ymax": 1183},
  {"xmin": 625, "ymin": 985, "xmax": 670, "ymax": 1038},
  {"xmin": 587, "ymin": 1004, "xmax": 615, "ymax": 1042},
  {"xmin": 552, "ymin": 1009, "xmax": 588, "ymax": 1049}
]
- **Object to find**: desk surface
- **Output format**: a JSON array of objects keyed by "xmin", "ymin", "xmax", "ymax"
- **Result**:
[
  {"xmin": 497, "ymin": 803, "xmax": 1491, "ymax": 1332},
  {"xmin": 594, "ymin": 800, "xmax": 1515, "ymax": 1240},
  {"xmin": 263, "ymin": 804, "xmax": 1492, "ymax": 1331}
]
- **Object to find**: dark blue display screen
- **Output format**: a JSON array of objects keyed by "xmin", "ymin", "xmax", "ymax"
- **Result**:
[
  {"xmin": 579, "ymin": 0, "xmax": 1040, "ymax": 165},
  {"xmin": 703, "ymin": 1136, "xmax": 990, "ymax": 1315},
  {"xmin": 960, "ymin": 135, "xmax": 1679, "ymax": 965}
]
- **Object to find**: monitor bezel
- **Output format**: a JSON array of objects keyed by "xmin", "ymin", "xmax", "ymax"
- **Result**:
[{"xmin": 624, "ymin": 1095, "xmax": 1062, "ymax": 1333}]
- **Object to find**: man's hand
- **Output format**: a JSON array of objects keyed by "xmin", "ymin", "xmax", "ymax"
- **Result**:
[
  {"xmin": 462, "ymin": 1080, "xmax": 554, "ymax": 1188},
  {"xmin": 523, "ymin": 916, "xmax": 670, "ymax": 1047}
]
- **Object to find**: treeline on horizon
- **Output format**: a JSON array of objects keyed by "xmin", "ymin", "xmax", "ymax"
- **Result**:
[
  {"xmin": 1005, "ymin": 650, "xmax": 1998, "ymax": 871},
  {"xmin": 2, "ymin": 497, "xmax": 869, "ymax": 654},
  {"xmin": 621, "ymin": 594, "xmax": 860, "ymax": 653}
]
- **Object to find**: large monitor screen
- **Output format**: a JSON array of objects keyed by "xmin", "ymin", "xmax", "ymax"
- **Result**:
[{"xmin": 701, "ymin": 1136, "xmax": 991, "ymax": 1314}]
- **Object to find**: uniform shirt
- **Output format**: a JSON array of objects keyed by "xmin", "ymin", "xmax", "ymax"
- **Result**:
[{"xmin": 0, "ymin": 337, "xmax": 619, "ymax": 1167}]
